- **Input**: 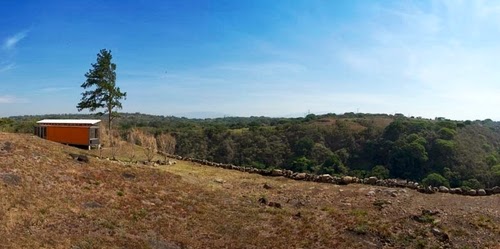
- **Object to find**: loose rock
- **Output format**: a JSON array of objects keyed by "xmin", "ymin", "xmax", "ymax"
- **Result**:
[
  {"xmin": 83, "ymin": 201, "xmax": 103, "ymax": 209},
  {"xmin": 467, "ymin": 189, "xmax": 477, "ymax": 196},
  {"xmin": 268, "ymin": 202, "xmax": 282, "ymax": 208},
  {"xmin": 214, "ymin": 178, "xmax": 225, "ymax": 184},
  {"xmin": 0, "ymin": 173, "xmax": 21, "ymax": 186},
  {"xmin": 438, "ymin": 186, "xmax": 449, "ymax": 193},
  {"xmin": 258, "ymin": 197, "xmax": 268, "ymax": 205},
  {"xmin": 366, "ymin": 176, "xmax": 378, "ymax": 185},
  {"xmin": 69, "ymin": 153, "xmax": 90, "ymax": 163},
  {"xmin": 294, "ymin": 173, "xmax": 307, "ymax": 180},
  {"xmin": 122, "ymin": 172, "xmax": 136, "ymax": 179},
  {"xmin": 271, "ymin": 169, "xmax": 283, "ymax": 176},
  {"xmin": 431, "ymin": 228, "xmax": 450, "ymax": 242},
  {"xmin": 341, "ymin": 176, "xmax": 353, "ymax": 185}
]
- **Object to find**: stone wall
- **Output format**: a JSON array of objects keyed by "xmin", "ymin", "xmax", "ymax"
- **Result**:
[{"xmin": 166, "ymin": 155, "xmax": 500, "ymax": 197}]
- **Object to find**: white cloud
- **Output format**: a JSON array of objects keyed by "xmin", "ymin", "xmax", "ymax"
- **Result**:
[
  {"xmin": 214, "ymin": 62, "xmax": 307, "ymax": 75},
  {"xmin": 0, "ymin": 95, "xmax": 27, "ymax": 104},
  {"xmin": 40, "ymin": 87, "xmax": 74, "ymax": 92},
  {"xmin": 3, "ymin": 30, "xmax": 28, "ymax": 50},
  {"xmin": 115, "ymin": 1, "xmax": 500, "ymax": 120},
  {"xmin": 336, "ymin": 0, "xmax": 500, "ymax": 120}
]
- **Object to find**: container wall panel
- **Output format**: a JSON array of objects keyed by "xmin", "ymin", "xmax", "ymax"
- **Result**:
[{"xmin": 46, "ymin": 126, "xmax": 89, "ymax": 145}]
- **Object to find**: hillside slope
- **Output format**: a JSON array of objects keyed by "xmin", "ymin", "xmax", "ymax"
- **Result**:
[{"xmin": 0, "ymin": 132, "xmax": 499, "ymax": 248}]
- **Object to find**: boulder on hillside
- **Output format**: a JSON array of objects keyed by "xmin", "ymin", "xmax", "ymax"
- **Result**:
[
  {"xmin": 0, "ymin": 173, "xmax": 21, "ymax": 186},
  {"xmin": 366, "ymin": 176, "xmax": 378, "ymax": 185},
  {"xmin": 268, "ymin": 202, "xmax": 282, "ymax": 208},
  {"xmin": 418, "ymin": 186, "xmax": 436, "ymax": 194},
  {"xmin": 431, "ymin": 228, "xmax": 450, "ymax": 242},
  {"xmin": 491, "ymin": 186, "xmax": 500, "ymax": 194},
  {"xmin": 69, "ymin": 153, "xmax": 89, "ymax": 163},
  {"xmin": 467, "ymin": 189, "xmax": 477, "ymax": 196},
  {"xmin": 122, "ymin": 172, "xmax": 136, "ymax": 180},
  {"xmin": 0, "ymin": 141, "xmax": 13, "ymax": 153},
  {"xmin": 214, "ymin": 178, "xmax": 226, "ymax": 184},
  {"xmin": 319, "ymin": 174, "xmax": 333, "ymax": 182},
  {"xmin": 438, "ymin": 186, "xmax": 449, "ymax": 193},
  {"xmin": 271, "ymin": 169, "xmax": 283, "ymax": 176},
  {"xmin": 340, "ymin": 176, "xmax": 353, "ymax": 185},
  {"xmin": 282, "ymin": 170, "xmax": 293, "ymax": 177},
  {"xmin": 294, "ymin": 173, "xmax": 307, "ymax": 180},
  {"xmin": 258, "ymin": 197, "xmax": 268, "ymax": 205},
  {"xmin": 83, "ymin": 201, "xmax": 103, "ymax": 209}
]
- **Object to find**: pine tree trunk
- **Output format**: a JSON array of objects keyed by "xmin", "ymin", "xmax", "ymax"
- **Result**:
[{"xmin": 108, "ymin": 105, "xmax": 112, "ymax": 131}]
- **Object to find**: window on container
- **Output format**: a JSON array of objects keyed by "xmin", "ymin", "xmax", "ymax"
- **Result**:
[{"xmin": 90, "ymin": 128, "xmax": 99, "ymax": 139}]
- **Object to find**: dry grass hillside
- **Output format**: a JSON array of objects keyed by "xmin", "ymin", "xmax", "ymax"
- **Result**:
[{"xmin": 1, "ymin": 132, "xmax": 499, "ymax": 249}]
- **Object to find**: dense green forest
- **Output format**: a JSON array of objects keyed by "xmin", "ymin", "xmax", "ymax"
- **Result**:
[{"xmin": 3, "ymin": 112, "xmax": 500, "ymax": 188}]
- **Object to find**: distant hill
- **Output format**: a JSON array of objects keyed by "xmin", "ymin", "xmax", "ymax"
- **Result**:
[{"xmin": 171, "ymin": 111, "xmax": 230, "ymax": 119}]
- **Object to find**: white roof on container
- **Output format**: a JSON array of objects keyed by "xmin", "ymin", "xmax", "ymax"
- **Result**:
[{"xmin": 37, "ymin": 119, "xmax": 101, "ymax": 125}]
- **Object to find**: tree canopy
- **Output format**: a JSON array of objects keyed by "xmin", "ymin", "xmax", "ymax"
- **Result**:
[
  {"xmin": 77, "ymin": 49, "xmax": 126, "ymax": 129},
  {"xmin": 6, "ymin": 112, "xmax": 500, "ymax": 188}
]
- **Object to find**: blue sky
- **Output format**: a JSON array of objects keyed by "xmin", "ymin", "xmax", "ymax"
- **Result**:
[{"xmin": 1, "ymin": 0, "xmax": 500, "ymax": 120}]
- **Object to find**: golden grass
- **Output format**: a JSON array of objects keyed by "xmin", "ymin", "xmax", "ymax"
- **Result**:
[{"xmin": 1, "ymin": 132, "xmax": 499, "ymax": 248}]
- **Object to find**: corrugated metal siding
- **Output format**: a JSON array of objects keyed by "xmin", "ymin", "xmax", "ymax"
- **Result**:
[{"xmin": 46, "ymin": 126, "xmax": 90, "ymax": 146}]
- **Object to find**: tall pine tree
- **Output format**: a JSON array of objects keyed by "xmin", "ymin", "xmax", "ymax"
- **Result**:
[{"xmin": 77, "ymin": 49, "xmax": 126, "ymax": 130}]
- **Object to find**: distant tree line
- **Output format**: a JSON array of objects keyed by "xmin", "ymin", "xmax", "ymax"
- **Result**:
[{"xmin": 3, "ymin": 112, "xmax": 500, "ymax": 188}]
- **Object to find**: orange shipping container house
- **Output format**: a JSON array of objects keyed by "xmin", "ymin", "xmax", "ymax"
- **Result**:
[{"xmin": 34, "ymin": 119, "xmax": 101, "ymax": 150}]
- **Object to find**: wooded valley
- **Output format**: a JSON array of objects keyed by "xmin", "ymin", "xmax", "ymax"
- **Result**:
[{"xmin": 3, "ymin": 112, "xmax": 500, "ymax": 189}]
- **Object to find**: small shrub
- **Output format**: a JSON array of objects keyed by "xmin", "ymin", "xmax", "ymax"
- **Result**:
[
  {"xmin": 132, "ymin": 209, "xmax": 148, "ymax": 221},
  {"xmin": 351, "ymin": 224, "xmax": 368, "ymax": 235},
  {"xmin": 370, "ymin": 165, "xmax": 389, "ymax": 179},
  {"xmin": 422, "ymin": 173, "xmax": 449, "ymax": 187},
  {"xmin": 350, "ymin": 170, "xmax": 368, "ymax": 179},
  {"xmin": 462, "ymin": 178, "xmax": 484, "ymax": 189}
]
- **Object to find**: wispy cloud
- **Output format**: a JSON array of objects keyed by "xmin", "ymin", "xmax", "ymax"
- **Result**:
[
  {"xmin": 0, "ymin": 63, "xmax": 15, "ymax": 73},
  {"xmin": 0, "ymin": 95, "xmax": 27, "ymax": 104},
  {"xmin": 334, "ymin": 0, "xmax": 500, "ymax": 120},
  {"xmin": 3, "ymin": 30, "xmax": 29, "ymax": 50},
  {"xmin": 40, "ymin": 87, "xmax": 74, "ymax": 93}
]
